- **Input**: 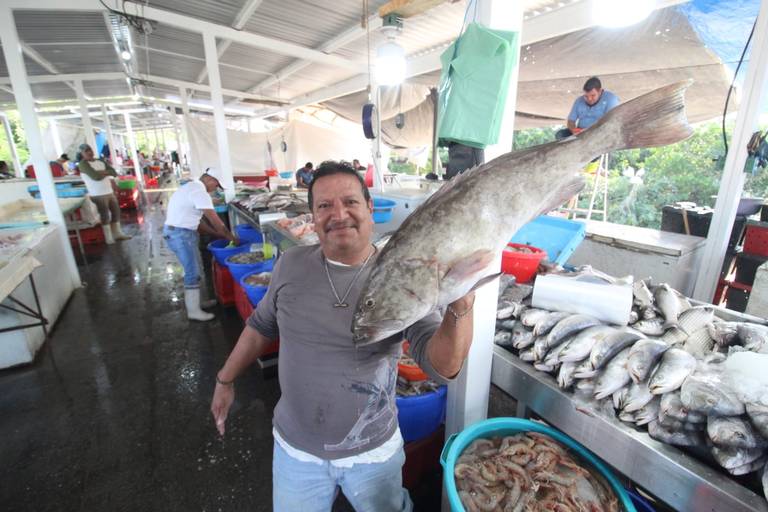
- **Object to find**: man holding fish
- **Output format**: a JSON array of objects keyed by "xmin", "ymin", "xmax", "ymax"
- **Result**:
[{"xmin": 210, "ymin": 161, "xmax": 476, "ymax": 511}]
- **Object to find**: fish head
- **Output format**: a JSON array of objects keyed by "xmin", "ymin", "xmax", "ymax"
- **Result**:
[{"xmin": 352, "ymin": 257, "xmax": 439, "ymax": 345}]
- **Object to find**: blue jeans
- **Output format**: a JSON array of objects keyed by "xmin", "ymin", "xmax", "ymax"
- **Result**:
[
  {"xmin": 272, "ymin": 441, "xmax": 412, "ymax": 512},
  {"xmin": 163, "ymin": 225, "xmax": 201, "ymax": 289}
]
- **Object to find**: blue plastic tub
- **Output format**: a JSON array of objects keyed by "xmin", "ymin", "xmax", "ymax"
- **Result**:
[
  {"xmin": 511, "ymin": 215, "xmax": 586, "ymax": 265},
  {"xmin": 396, "ymin": 385, "xmax": 447, "ymax": 443},
  {"xmin": 234, "ymin": 224, "xmax": 264, "ymax": 244},
  {"xmin": 279, "ymin": 171, "xmax": 293, "ymax": 179},
  {"xmin": 226, "ymin": 255, "xmax": 275, "ymax": 283},
  {"xmin": 207, "ymin": 239, "xmax": 250, "ymax": 266},
  {"xmin": 372, "ymin": 197, "xmax": 396, "ymax": 224},
  {"xmin": 28, "ymin": 183, "xmax": 74, "ymax": 193},
  {"xmin": 441, "ymin": 417, "xmax": 636, "ymax": 512},
  {"xmin": 239, "ymin": 271, "xmax": 270, "ymax": 306}
]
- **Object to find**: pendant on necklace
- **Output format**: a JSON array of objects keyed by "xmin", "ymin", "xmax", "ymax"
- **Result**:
[{"xmin": 334, "ymin": 302, "xmax": 349, "ymax": 308}]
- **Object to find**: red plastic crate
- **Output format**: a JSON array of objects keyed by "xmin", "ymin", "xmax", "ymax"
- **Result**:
[
  {"xmin": 743, "ymin": 221, "xmax": 768, "ymax": 257},
  {"xmin": 118, "ymin": 188, "xmax": 139, "ymax": 209},
  {"xmin": 213, "ymin": 260, "xmax": 235, "ymax": 306},
  {"xmin": 71, "ymin": 225, "xmax": 105, "ymax": 246},
  {"xmin": 234, "ymin": 281, "xmax": 253, "ymax": 321}
]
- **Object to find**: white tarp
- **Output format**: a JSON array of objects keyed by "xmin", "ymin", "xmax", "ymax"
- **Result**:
[{"xmin": 186, "ymin": 116, "xmax": 372, "ymax": 176}]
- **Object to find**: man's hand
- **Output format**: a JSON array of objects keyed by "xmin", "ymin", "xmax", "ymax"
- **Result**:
[
  {"xmin": 210, "ymin": 382, "xmax": 235, "ymax": 436},
  {"xmin": 572, "ymin": 127, "xmax": 584, "ymax": 135}
]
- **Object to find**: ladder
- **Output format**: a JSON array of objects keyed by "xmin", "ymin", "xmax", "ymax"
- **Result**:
[{"xmin": 562, "ymin": 154, "xmax": 609, "ymax": 221}]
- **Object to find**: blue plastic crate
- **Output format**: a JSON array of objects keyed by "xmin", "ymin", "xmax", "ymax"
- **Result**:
[{"xmin": 510, "ymin": 215, "xmax": 585, "ymax": 266}]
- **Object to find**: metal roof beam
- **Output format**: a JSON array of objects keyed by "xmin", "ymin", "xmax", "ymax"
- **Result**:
[
  {"xmin": 5, "ymin": 0, "xmax": 365, "ymax": 72},
  {"xmin": 21, "ymin": 43, "xmax": 78, "ymax": 93},
  {"xmin": 195, "ymin": 0, "xmax": 265, "ymax": 84}
]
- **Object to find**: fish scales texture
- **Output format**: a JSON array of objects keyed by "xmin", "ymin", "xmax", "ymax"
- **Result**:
[
  {"xmin": 352, "ymin": 81, "xmax": 694, "ymax": 343},
  {"xmin": 709, "ymin": 321, "xmax": 740, "ymax": 347},
  {"xmin": 627, "ymin": 338, "xmax": 669, "ymax": 383},
  {"xmin": 648, "ymin": 420, "xmax": 705, "ymax": 446},
  {"xmin": 559, "ymin": 325, "xmax": 617, "ymax": 363},
  {"xmin": 544, "ymin": 314, "xmax": 601, "ymax": 349},
  {"xmin": 677, "ymin": 306, "xmax": 715, "ymax": 335},
  {"xmin": 594, "ymin": 347, "xmax": 633, "ymax": 400},
  {"xmin": 533, "ymin": 311, "xmax": 571, "ymax": 338},
  {"xmin": 623, "ymin": 379, "xmax": 655, "ymax": 412},
  {"xmin": 712, "ymin": 444, "xmax": 766, "ymax": 470}
]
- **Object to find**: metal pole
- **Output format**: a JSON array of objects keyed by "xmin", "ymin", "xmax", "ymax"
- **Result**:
[
  {"xmin": 160, "ymin": 124, "xmax": 167, "ymax": 151},
  {"xmin": 0, "ymin": 6, "xmax": 80, "ymax": 287},
  {"xmin": 179, "ymin": 87, "xmax": 193, "ymax": 172},
  {"xmin": 170, "ymin": 107, "xmax": 182, "ymax": 175},
  {"xmin": 430, "ymin": 88, "xmax": 439, "ymax": 176},
  {"xmin": 693, "ymin": 0, "xmax": 768, "ymax": 302},
  {"xmin": 1, "ymin": 112, "xmax": 22, "ymax": 176},
  {"xmin": 101, "ymin": 104, "xmax": 118, "ymax": 166},
  {"xmin": 203, "ymin": 32, "xmax": 236, "ymax": 200},
  {"xmin": 371, "ymin": 84, "xmax": 386, "ymax": 193},
  {"xmin": 123, "ymin": 112, "xmax": 144, "ymax": 186},
  {"xmin": 74, "ymin": 79, "xmax": 97, "ymax": 150},
  {"xmin": 50, "ymin": 119, "xmax": 63, "ymax": 158}
]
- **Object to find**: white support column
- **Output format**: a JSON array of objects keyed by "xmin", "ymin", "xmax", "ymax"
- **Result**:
[
  {"xmin": 371, "ymin": 84, "xmax": 386, "ymax": 193},
  {"xmin": 0, "ymin": 7, "xmax": 80, "ymax": 286},
  {"xmin": 693, "ymin": 0, "xmax": 768, "ymax": 302},
  {"xmin": 179, "ymin": 87, "xmax": 193, "ymax": 171},
  {"xmin": 203, "ymin": 32, "xmax": 236, "ymax": 200},
  {"xmin": 170, "ymin": 108, "xmax": 182, "ymax": 176},
  {"xmin": 50, "ymin": 119, "xmax": 63, "ymax": 158},
  {"xmin": 123, "ymin": 112, "xmax": 143, "ymax": 186},
  {"xmin": 101, "ymin": 104, "xmax": 117, "ymax": 166},
  {"xmin": 444, "ymin": 0, "xmax": 523, "ymax": 439},
  {"xmin": 74, "ymin": 79, "xmax": 97, "ymax": 151},
  {"xmin": 160, "ymin": 125, "xmax": 167, "ymax": 151},
  {"xmin": 1, "ymin": 112, "xmax": 22, "ymax": 176}
]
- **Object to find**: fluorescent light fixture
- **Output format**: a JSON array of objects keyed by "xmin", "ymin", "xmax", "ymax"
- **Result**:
[
  {"xmin": 375, "ymin": 40, "xmax": 406, "ymax": 86},
  {"xmin": 120, "ymin": 50, "xmax": 132, "ymax": 61},
  {"xmin": 593, "ymin": 0, "xmax": 655, "ymax": 28}
]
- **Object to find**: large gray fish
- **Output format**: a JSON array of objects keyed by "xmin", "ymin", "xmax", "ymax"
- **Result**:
[
  {"xmin": 351, "ymin": 82, "xmax": 694, "ymax": 343},
  {"xmin": 557, "ymin": 361, "xmax": 578, "ymax": 389},
  {"xmin": 558, "ymin": 325, "xmax": 617, "ymax": 363},
  {"xmin": 659, "ymin": 391, "xmax": 707, "ymax": 424},
  {"xmin": 594, "ymin": 347, "xmax": 633, "ymax": 400},
  {"xmin": 648, "ymin": 420, "xmax": 705, "ymax": 447},
  {"xmin": 708, "ymin": 321, "xmax": 741, "ymax": 347},
  {"xmin": 544, "ymin": 314, "xmax": 601, "ymax": 350},
  {"xmin": 511, "ymin": 323, "xmax": 535, "ymax": 349},
  {"xmin": 746, "ymin": 403, "xmax": 768, "ymax": 439},
  {"xmin": 681, "ymin": 327, "xmax": 715, "ymax": 358},
  {"xmin": 677, "ymin": 306, "xmax": 715, "ymax": 335},
  {"xmin": 631, "ymin": 318, "xmax": 665, "ymax": 337},
  {"xmin": 632, "ymin": 280, "xmax": 654, "ymax": 309},
  {"xmin": 729, "ymin": 455, "xmax": 768, "ymax": 476},
  {"xmin": 627, "ymin": 338, "xmax": 669, "ymax": 383},
  {"xmin": 661, "ymin": 326, "xmax": 689, "ymax": 345},
  {"xmin": 737, "ymin": 323, "xmax": 768, "ymax": 351},
  {"xmin": 520, "ymin": 308, "xmax": 549, "ymax": 327},
  {"xmin": 648, "ymin": 348, "xmax": 696, "ymax": 395},
  {"xmin": 711, "ymin": 445, "xmax": 766, "ymax": 470},
  {"xmin": 634, "ymin": 396, "xmax": 661, "ymax": 426},
  {"xmin": 590, "ymin": 331, "xmax": 643, "ymax": 370},
  {"xmin": 654, "ymin": 283, "xmax": 681, "ymax": 329},
  {"xmin": 623, "ymin": 379, "xmax": 655, "ymax": 413},
  {"xmin": 707, "ymin": 415, "xmax": 768, "ymax": 449},
  {"xmin": 679, "ymin": 368, "xmax": 745, "ymax": 416}
]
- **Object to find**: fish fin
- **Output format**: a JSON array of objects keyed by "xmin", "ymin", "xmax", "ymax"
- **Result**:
[
  {"xmin": 469, "ymin": 272, "xmax": 503, "ymax": 292},
  {"xmin": 588, "ymin": 80, "xmax": 694, "ymax": 152},
  {"xmin": 443, "ymin": 249, "xmax": 496, "ymax": 283},
  {"xmin": 536, "ymin": 174, "xmax": 586, "ymax": 217}
]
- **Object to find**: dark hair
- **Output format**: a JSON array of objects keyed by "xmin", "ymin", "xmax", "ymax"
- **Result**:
[
  {"xmin": 305, "ymin": 162, "xmax": 313, "ymax": 169},
  {"xmin": 583, "ymin": 77, "xmax": 602, "ymax": 92},
  {"xmin": 308, "ymin": 160, "xmax": 370, "ymax": 209},
  {"xmin": 59, "ymin": 153, "xmax": 69, "ymax": 161}
]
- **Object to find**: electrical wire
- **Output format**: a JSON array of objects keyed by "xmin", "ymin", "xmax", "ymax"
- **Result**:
[
  {"xmin": 722, "ymin": 19, "xmax": 756, "ymax": 155},
  {"xmin": 99, "ymin": 0, "xmax": 156, "ymax": 35}
]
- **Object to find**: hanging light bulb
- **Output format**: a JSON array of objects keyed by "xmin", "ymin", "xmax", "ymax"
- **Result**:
[
  {"xmin": 375, "ymin": 40, "xmax": 406, "ymax": 86},
  {"xmin": 593, "ymin": 0, "xmax": 655, "ymax": 28},
  {"xmin": 120, "ymin": 50, "xmax": 132, "ymax": 61}
]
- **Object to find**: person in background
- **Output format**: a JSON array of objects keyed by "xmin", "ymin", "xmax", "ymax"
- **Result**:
[
  {"xmin": 163, "ymin": 167, "xmax": 237, "ymax": 322},
  {"xmin": 211, "ymin": 161, "xmax": 475, "ymax": 511},
  {"xmin": 352, "ymin": 159, "xmax": 365, "ymax": 171},
  {"xmin": 0, "ymin": 161, "xmax": 13, "ymax": 179},
  {"xmin": 556, "ymin": 76, "xmax": 620, "ymax": 140},
  {"xmin": 295, "ymin": 162, "xmax": 313, "ymax": 189},
  {"xmin": 49, "ymin": 154, "xmax": 69, "ymax": 177},
  {"xmin": 77, "ymin": 143, "xmax": 132, "ymax": 244}
]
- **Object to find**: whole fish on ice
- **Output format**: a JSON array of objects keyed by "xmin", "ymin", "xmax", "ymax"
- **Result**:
[{"xmin": 352, "ymin": 82, "xmax": 693, "ymax": 343}]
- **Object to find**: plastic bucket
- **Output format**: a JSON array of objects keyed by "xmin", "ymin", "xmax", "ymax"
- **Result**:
[
  {"xmin": 396, "ymin": 385, "xmax": 447, "ymax": 443},
  {"xmin": 226, "ymin": 255, "xmax": 275, "ymax": 283},
  {"xmin": 500, "ymin": 242, "xmax": 546, "ymax": 283},
  {"xmin": 440, "ymin": 417, "xmax": 636, "ymax": 512},
  {"xmin": 239, "ymin": 270, "xmax": 270, "ymax": 306},
  {"xmin": 234, "ymin": 224, "xmax": 264, "ymax": 244},
  {"xmin": 207, "ymin": 239, "xmax": 250, "ymax": 266},
  {"xmin": 372, "ymin": 197, "xmax": 396, "ymax": 224},
  {"xmin": 279, "ymin": 171, "xmax": 293, "ymax": 179}
]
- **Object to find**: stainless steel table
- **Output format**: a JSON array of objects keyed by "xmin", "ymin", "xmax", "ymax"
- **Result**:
[{"xmin": 491, "ymin": 346, "xmax": 768, "ymax": 512}]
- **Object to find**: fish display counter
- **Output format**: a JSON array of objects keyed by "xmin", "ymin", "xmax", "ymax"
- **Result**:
[{"xmin": 490, "ymin": 272, "xmax": 768, "ymax": 511}]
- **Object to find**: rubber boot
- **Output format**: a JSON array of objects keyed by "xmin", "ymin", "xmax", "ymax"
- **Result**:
[
  {"xmin": 111, "ymin": 222, "xmax": 132, "ymax": 241},
  {"xmin": 102, "ymin": 224, "xmax": 115, "ymax": 245},
  {"xmin": 185, "ymin": 288, "xmax": 215, "ymax": 321}
]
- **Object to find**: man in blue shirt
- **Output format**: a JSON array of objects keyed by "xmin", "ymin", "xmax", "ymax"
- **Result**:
[
  {"xmin": 556, "ymin": 77, "xmax": 620, "ymax": 140},
  {"xmin": 295, "ymin": 162, "xmax": 314, "ymax": 188}
]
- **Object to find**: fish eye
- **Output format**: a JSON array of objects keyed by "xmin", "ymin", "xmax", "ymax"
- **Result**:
[{"xmin": 364, "ymin": 297, "xmax": 376, "ymax": 309}]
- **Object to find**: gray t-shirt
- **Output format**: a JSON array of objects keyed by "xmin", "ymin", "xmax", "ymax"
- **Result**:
[{"xmin": 247, "ymin": 245, "xmax": 445, "ymax": 460}]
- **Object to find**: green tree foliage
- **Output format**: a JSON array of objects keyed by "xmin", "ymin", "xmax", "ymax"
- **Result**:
[{"xmin": 0, "ymin": 111, "xmax": 30, "ymax": 172}]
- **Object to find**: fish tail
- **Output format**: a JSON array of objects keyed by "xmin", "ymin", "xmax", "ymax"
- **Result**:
[{"xmin": 587, "ymin": 80, "xmax": 694, "ymax": 153}]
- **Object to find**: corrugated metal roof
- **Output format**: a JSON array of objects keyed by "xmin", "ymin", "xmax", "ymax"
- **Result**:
[
  {"xmin": 134, "ymin": 50, "xmax": 200, "ymax": 83},
  {"xmin": 133, "ymin": 23, "xmax": 205, "ymax": 59},
  {"xmin": 0, "ymin": 49, "xmax": 51, "ymax": 77},
  {"xmin": 14, "ymin": 10, "xmax": 112, "ymax": 44},
  {"xmin": 28, "ymin": 44, "xmax": 123, "ymax": 75},
  {"xmin": 84, "ymin": 79, "xmax": 132, "ymax": 98},
  {"xmin": 144, "ymin": 0, "xmax": 244, "ymax": 26},
  {"xmin": 30, "ymin": 82, "xmax": 75, "ymax": 101},
  {"xmin": 219, "ymin": 43, "xmax": 294, "ymax": 77}
]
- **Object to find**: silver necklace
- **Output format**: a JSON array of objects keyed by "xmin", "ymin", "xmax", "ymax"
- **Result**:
[{"xmin": 323, "ymin": 247, "xmax": 375, "ymax": 308}]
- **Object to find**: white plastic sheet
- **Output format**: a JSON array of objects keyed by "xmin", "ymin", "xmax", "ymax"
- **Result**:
[{"xmin": 532, "ymin": 273, "xmax": 633, "ymax": 325}]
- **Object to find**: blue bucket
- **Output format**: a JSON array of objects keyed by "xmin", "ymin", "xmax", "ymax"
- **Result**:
[
  {"xmin": 226, "ymin": 255, "xmax": 275, "ymax": 283},
  {"xmin": 440, "ymin": 418, "xmax": 636, "ymax": 512},
  {"xmin": 239, "ymin": 270, "xmax": 270, "ymax": 306},
  {"xmin": 234, "ymin": 224, "xmax": 264, "ymax": 244},
  {"xmin": 279, "ymin": 171, "xmax": 293, "ymax": 179},
  {"xmin": 396, "ymin": 385, "xmax": 447, "ymax": 443},
  {"xmin": 207, "ymin": 239, "xmax": 250, "ymax": 266},
  {"xmin": 372, "ymin": 197, "xmax": 396, "ymax": 224}
]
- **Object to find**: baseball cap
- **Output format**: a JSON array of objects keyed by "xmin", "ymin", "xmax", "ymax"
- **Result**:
[{"xmin": 202, "ymin": 167, "xmax": 224, "ymax": 190}]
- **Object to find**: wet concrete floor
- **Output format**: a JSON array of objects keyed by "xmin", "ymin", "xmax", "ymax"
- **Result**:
[{"xmin": 0, "ymin": 202, "xmax": 513, "ymax": 512}]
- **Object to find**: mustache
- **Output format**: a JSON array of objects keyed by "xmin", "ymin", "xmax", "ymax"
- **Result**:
[{"xmin": 326, "ymin": 220, "xmax": 357, "ymax": 233}]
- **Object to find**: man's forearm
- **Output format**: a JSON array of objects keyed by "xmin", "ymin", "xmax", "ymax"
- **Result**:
[
  {"xmin": 567, "ymin": 119, "xmax": 577, "ymax": 131},
  {"xmin": 218, "ymin": 325, "xmax": 275, "ymax": 381},
  {"xmin": 426, "ymin": 294, "xmax": 475, "ymax": 378}
]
